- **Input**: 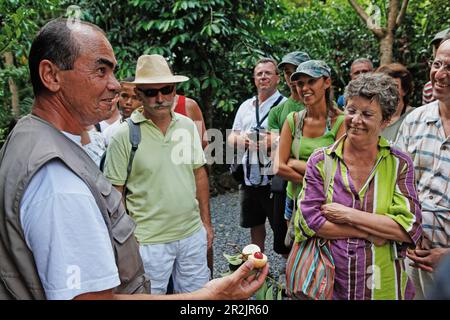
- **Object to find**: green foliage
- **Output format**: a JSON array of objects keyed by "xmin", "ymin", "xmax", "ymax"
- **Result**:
[
  {"xmin": 0, "ymin": 0, "xmax": 60, "ymax": 145},
  {"xmin": 1, "ymin": 0, "xmax": 449, "ymax": 146},
  {"xmin": 268, "ymin": 0, "xmax": 379, "ymax": 96},
  {"xmin": 66, "ymin": 0, "xmax": 284, "ymax": 132}
]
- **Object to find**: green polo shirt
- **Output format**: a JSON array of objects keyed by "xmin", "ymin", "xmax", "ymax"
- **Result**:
[
  {"xmin": 267, "ymin": 97, "xmax": 304, "ymax": 132},
  {"xmin": 104, "ymin": 110, "xmax": 205, "ymax": 244}
]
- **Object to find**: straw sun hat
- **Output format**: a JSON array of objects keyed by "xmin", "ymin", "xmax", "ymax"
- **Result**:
[{"xmin": 124, "ymin": 54, "xmax": 189, "ymax": 84}]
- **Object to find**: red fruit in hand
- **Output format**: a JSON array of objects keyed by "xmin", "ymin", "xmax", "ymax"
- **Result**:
[{"xmin": 254, "ymin": 252, "xmax": 263, "ymax": 259}]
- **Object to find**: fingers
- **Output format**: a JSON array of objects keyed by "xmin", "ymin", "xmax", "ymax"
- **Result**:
[
  {"xmin": 246, "ymin": 263, "xmax": 269, "ymax": 292},
  {"xmin": 408, "ymin": 261, "xmax": 433, "ymax": 273},
  {"xmin": 235, "ymin": 260, "xmax": 255, "ymax": 278},
  {"xmin": 414, "ymin": 249, "xmax": 430, "ymax": 257},
  {"xmin": 406, "ymin": 251, "xmax": 432, "ymax": 266}
]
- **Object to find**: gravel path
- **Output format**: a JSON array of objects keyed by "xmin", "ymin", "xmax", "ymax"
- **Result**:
[{"xmin": 210, "ymin": 191, "xmax": 284, "ymax": 282}]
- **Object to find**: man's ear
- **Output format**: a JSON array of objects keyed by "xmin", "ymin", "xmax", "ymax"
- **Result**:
[{"xmin": 39, "ymin": 59, "xmax": 62, "ymax": 92}]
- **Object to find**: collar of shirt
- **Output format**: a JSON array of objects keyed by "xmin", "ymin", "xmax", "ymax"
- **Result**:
[
  {"xmin": 131, "ymin": 107, "xmax": 180, "ymax": 126},
  {"xmin": 62, "ymin": 131, "xmax": 82, "ymax": 146},
  {"xmin": 251, "ymin": 90, "xmax": 283, "ymax": 109},
  {"xmin": 329, "ymin": 134, "xmax": 391, "ymax": 161},
  {"xmin": 424, "ymin": 100, "xmax": 441, "ymax": 124}
]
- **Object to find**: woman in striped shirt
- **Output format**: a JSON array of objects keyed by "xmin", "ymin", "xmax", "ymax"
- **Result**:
[{"xmin": 295, "ymin": 73, "xmax": 422, "ymax": 299}]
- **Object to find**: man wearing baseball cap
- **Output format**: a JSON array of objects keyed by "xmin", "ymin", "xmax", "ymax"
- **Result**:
[
  {"xmin": 268, "ymin": 51, "xmax": 310, "ymax": 131},
  {"xmin": 267, "ymin": 51, "xmax": 310, "ymax": 259},
  {"xmin": 104, "ymin": 54, "xmax": 213, "ymax": 295}
]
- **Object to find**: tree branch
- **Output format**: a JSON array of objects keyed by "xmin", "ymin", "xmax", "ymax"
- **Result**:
[
  {"xmin": 348, "ymin": 0, "xmax": 369, "ymax": 24},
  {"xmin": 396, "ymin": 0, "xmax": 409, "ymax": 28},
  {"xmin": 348, "ymin": 0, "xmax": 385, "ymax": 38}
]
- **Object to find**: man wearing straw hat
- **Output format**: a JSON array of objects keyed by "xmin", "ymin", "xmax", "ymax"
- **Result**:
[{"xmin": 104, "ymin": 54, "xmax": 213, "ymax": 295}]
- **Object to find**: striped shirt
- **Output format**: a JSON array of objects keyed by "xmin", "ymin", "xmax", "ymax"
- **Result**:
[
  {"xmin": 295, "ymin": 136, "xmax": 422, "ymax": 299},
  {"xmin": 396, "ymin": 101, "xmax": 450, "ymax": 249}
]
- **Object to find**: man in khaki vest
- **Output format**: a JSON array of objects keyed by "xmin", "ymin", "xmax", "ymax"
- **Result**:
[{"xmin": 0, "ymin": 18, "xmax": 267, "ymax": 300}]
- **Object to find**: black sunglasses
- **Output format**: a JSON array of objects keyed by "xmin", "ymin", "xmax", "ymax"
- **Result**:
[{"xmin": 137, "ymin": 85, "xmax": 174, "ymax": 97}]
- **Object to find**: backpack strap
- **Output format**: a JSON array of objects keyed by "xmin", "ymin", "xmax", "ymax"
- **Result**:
[
  {"xmin": 292, "ymin": 109, "xmax": 307, "ymax": 160},
  {"xmin": 124, "ymin": 118, "xmax": 141, "ymax": 186},
  {"xmin": 290, "ymin": 109, "xmax": 307, "ymax": 228}
]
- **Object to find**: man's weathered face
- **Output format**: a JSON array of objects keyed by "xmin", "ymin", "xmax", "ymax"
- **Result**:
[
  {"xmin": 350, "ymin": 62, "xmax": 372, "ymax": 80},
  {"xmin": 431, "ymin": 39, "xmax": 450, "ymax": 104},
  {"xmin": 119, "ymin": 83, "xmax": 141, "ymax": 118},
  {"xmin": 135, "ymin": 82, "xmax": 176, "ymax": 118},
  {"xmin": 253, "ymin": 62, "xmax": 280, "ymax": 94},
  {"xmin": 58, "ymin": 28, "xmax": 120, "ymax": 127}
]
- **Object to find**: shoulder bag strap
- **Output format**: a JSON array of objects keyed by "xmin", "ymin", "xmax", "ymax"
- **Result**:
[
  {"xmin": 291, "ymin": 109, "xmax": 307, "ymax": 223},
  {"xmin": 292, "ymin": 109, "xmax": 307, "ymax": 159},
  {"xmin": 258, "ymin": 95, "xmax": 284, "ymax": 127}
]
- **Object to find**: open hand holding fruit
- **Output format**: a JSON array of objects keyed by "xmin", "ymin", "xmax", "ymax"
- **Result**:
[{"xmin": 224, "ymin": 244, "xmax": 268, "ymax": 272}]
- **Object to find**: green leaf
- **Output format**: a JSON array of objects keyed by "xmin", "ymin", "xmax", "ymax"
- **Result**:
[
  {"xmin": 255, "ymin": 280, "xmax": 268, "ymax": 300},
  {"xmin": 211, "ymin": 24, "xmax": 220, "ymax": 34},
  {"xmin": 201, "ymin": 78, "xmax": 210, "ymax": 90},
  {"xmin": 265, "ymin": 283, "xmax": 274, "ymax": 300},
  {"xmin": 277, "ymin": 285, "xmax": 283, "ymax": 300},
  {"xmin": 223, "ymin": 253, "xmax": 243, "ymax": 265}
]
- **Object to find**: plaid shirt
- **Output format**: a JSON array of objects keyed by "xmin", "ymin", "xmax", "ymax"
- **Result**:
[{"xmin": 396, "ymin": 101, "xmax": 450, "ymax": 248}]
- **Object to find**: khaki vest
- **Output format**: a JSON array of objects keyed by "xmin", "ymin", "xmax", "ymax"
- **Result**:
[{"xmin": 0, "ymin": 115, "xmax": 150, "ymax": 299}]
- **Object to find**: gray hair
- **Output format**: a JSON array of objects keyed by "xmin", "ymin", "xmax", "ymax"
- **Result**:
[
  {"xmin": 344, "ymin": 73, "xmax": 399, "ymax": 121},
  {"xmin": 351, "ymin": 58, "xmax": 373, "ymax": 69}
]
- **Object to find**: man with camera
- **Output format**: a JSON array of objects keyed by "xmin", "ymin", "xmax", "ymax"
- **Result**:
[{"xmin": 227, "ymin": 58, "xmax": 286, "ymax": 252}]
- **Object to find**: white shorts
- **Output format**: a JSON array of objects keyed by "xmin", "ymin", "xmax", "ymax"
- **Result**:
[{"xmin": 139, "ymin": 226, "xmax": 210, "ymax": 294}]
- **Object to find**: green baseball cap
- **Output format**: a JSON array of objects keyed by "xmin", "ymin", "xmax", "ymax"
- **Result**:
[
  {"xmin": 290, "ymin": 60, "xmax": 331, "ymax": 82},
  {"xmin": 430, "ymin": 28, "xmax": 450, "ymax": 46},
  {"xmin": 278, "ymin": 51, "xmax": 310, "ymax": 68}
]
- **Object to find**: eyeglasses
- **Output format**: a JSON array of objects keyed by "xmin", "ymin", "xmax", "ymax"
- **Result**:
[
  {"xmin": 137, "ymin": 85, "xmax": 174, "ymax": 97},
  {"xmin": 254, "ymin": 71, "xmax": 277, "ymax": 78},
  {"xmin": 428, "ymin": 60, "xmax": 450, "ymax": 74},
  {"xmin": 344, "ymin": 106, "xmax": 378, "ymax": 121}
]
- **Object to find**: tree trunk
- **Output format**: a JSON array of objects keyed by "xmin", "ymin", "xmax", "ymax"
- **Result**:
[
  {"xmin": 379, "ymin": 33, "xmax": 394, "ymax": 65},
  {"xmin": 348, "ymin": 0, "xmax": 408, "ymax": 66},
  {"xmin": 3, "ymin": 52, "xmax": 20, "ymax": 117}
]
